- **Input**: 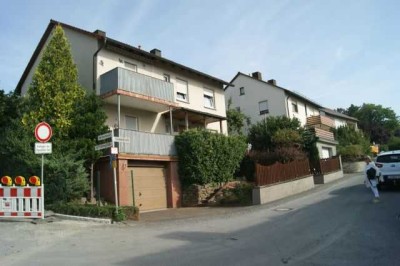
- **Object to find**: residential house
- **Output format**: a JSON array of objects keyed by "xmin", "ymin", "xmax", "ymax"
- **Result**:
[
  {"xmin": 16, "ymin": 20, "xmax": 229, "ymax": 211},
  {"xmin": 225, "ymin": 72, "xmax": 357, "ymax": 159}
]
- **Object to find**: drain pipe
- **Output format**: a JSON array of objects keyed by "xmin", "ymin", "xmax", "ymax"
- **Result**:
[{"xmin": 93, "ymin": 34, "xmax": 107, "ymax": 93}]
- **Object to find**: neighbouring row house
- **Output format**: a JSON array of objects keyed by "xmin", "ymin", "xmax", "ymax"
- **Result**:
[
  {"xmin": 16, "ymin": 20, "xmax": 229, "ymax": 211},
  {"xmin": 225, "ymin": 72, "xmax": 358, "ymax": 159},
  {"xmin": 16, "ymin": 20, "xmax": 358, "ymax": 211}
]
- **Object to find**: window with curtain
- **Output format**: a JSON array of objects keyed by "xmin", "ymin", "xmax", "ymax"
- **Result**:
[{"xmin": 203, "ymin": 88, "xmax": 215, "ymax": 108}]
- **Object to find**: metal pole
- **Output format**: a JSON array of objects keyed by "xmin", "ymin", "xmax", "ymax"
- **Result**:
[
  {"xmin": 111, "ymin": 130, "xmax": 119, "ymax": 211},
  {"xmin": 117, "ymin": 94, "xmax": 121, "ymax": 128},
  {"xmin": 169, "ymin": 107, "xmax": 173, "ymax": 135},
  {"xmin": 41, "ymin": 154, "xmax": 44, "ymax": 219}
]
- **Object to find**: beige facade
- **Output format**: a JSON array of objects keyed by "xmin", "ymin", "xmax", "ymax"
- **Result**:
[{"xmin": 16, "ymin": 20, "xmax": 229, "ymax": 211}]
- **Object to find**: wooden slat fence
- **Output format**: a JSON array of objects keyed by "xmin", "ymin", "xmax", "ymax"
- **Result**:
[
  {"xmin": 319, "ymin": 156, "xmax": 341, "ymax": 174},
  {"xmin": 255, "ymin": 159, "xmax": 311, "ymax": 186}
]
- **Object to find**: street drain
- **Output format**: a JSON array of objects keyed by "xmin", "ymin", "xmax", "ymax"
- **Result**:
[{"xmin": 274, "ymin": 207, "xmax": 293, "ymax": 212}]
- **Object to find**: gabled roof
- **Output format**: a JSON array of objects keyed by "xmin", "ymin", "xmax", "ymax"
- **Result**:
[
  {"xmin": 227, "ymin": 72, "xmax": 323, "ymax": 108},
  {"xmin": 320, "ymin": 107, "xmax": 358, "ymax": 122},
  {"xmin": 15, "ymin": 19, "xmax": 229, "ymax": 94}
]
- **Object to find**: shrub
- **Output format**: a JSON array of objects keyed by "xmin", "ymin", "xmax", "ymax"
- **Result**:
[
  {"xmin": 388, "ymin": 137, "xmax": 400, "ymax": 151},
  {"xmin": 338, "ymin": 144, "xmax": 366, "ymax": 162},
  {"xmin": 175, "ymin": 129, "xmax": 247, "ymax": 186},
  {"xmin": 47, "ymin": 202, "xmax": 139, "ymax": 221}
]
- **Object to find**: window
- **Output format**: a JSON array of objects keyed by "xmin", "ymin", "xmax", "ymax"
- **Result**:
[
  {"xmin": 240, "ymin": 87, "xmax": 245, "ymax": 95},
  {"xmin": 292, "ymin": 102, "xmax": 298, "ymax": 113},
  {"xmin": 203, "ymin": 88, "xmax": 215, "ymax": 109},
  {"xmin": 125, "ymin": 116, "xmax": 138, "ymax": 130},
  {"xmin": 236, "ymin": 107, "xmax": 241, "ymax": 112},
  {"xmin": 124, "ymin": 61, "xmax": 137, "ymax": 72},
  {"xmin": 163, "ymin": 74, "xmax": 170, "ymax": 82},
  {"xmin": 176, "ymin": 78, "xmax": 188, "ymax": 102},
  {"xmin": 259, "ymin": 100, "xmax": 269, "ymax": 115}
]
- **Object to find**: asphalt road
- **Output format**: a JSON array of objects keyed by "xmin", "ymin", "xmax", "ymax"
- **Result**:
[{"xmin": 1, "ymin": 174, "xmax": 400, "ymax": 266}]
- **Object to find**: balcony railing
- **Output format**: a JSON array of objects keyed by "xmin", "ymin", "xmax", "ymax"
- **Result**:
[
  {"xmin": 100, "ymin": 67, "xmax": 175, "ymax": 102},
  {"xmin": 116, "ymin": 128, "xmax": 176, "ymax": 156},
  {"xmin": 313, "ymin": 127, "xmax": 335, "ymax": 142},
  {"xmin": 306, "ymin": 115, "xmax": 335, "ymax": 129}
]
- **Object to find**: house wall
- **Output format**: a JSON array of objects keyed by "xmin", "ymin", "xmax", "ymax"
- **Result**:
[
  {"xmin": 21, "ymin": 26, "xmax": 98, "ymax": 95},
  {"xmin": 225, "ymin": 75, "xmax": 286, "ymax": 132},
  {"xmin": 103, "ymin": 104, "xmax": 166, "ymax": 133},
  {"xmin": 287, "ymin": 96, "xmax": 320, "ymax": 126},
  {"xmin": 96, "ymin": 49, "xmax": 227, "ymax": 133}
]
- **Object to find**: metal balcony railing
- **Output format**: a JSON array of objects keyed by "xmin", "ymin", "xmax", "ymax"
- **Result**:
[
  {"xmin": 100, "ymin": 67, "xmax": 174, "ymax": 102},
  {"xmin": 116, "ymin": 128, "xmax": 176, "ymax": 156}
]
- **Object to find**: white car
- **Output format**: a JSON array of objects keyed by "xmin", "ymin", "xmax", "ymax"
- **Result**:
[{"xmin": 375, "ymin": 150, "xmax": 400, "ymax": 188}]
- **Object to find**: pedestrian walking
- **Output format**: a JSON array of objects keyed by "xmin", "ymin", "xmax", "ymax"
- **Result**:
[{"xmin": 364, "ymin": 155, "xmax": 380, "ymax": 203}]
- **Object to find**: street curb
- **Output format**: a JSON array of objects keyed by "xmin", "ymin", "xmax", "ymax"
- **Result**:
[{"xmin": 54, "ymin": 213, "xmax": 112, "ymax": 224}]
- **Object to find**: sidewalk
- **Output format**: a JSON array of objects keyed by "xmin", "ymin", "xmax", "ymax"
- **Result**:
[{"xmin": 138, "ymin": 173, "xmax": 363, "ymax": 223}]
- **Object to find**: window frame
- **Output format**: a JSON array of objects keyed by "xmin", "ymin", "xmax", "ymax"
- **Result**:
[
  {"xmin": 125, "ymin": 115, "xmax": 138, "ymax": 131},
  {"xmin": 203, "ymin": 88, "xmax": 215, "ymax": 109},
  {"xmin": 176, "ymin": 78, "xmax": 189, "ymax": 103},
  {"xmin": 124, "ymin": 61, "xmax": 138, "ymax": 72},
  {"xmin": 259, "ymin": 100, "xmax": 269, "ymax": 115}
]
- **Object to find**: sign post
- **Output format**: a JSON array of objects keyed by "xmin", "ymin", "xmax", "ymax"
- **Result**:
[
  {"xmin": 34, "ymin": 122, "xmax": 52, "ymax": 219},
  {"xmin": 96, "ymin": 130, "xmax": 119, "ymax": 213}
]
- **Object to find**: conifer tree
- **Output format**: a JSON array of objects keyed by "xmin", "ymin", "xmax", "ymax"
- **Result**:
[{"xmin": 23, "ymin": 24, "xmax": 85, "ymax": 139}]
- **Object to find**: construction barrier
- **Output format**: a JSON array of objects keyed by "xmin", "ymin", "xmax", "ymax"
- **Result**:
[{"xmin": 0, "ymin": 176, "xmax": 44, "ymax": 219}]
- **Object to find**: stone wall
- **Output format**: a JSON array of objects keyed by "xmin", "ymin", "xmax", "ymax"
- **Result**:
[{"xmin": 182, "ymin": 184, "xmax": 220, "ymax": 207}]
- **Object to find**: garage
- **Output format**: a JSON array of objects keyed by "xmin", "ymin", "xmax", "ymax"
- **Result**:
[{"xmin": 127, "ymin": 166, "xmax": 167, "ymax": 211}]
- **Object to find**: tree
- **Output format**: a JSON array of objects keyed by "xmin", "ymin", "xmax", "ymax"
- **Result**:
[
  {"xmin": 23, "ymin": 24, "xmax": 85, "ymax": 139},
  {"xmin": 333, "ymin": 125, "xmax": 371, "ymax": 161},
  {"xmin": 339, "ymin": 103, "xmax": 399, "ymax": 144},
  {"xmin": 248, "ymin": 116, "xmax": 301, "ymax": 151},
  {"xmin": 226, "ymin": 98, "xmax": 250, "ymax": 135}
]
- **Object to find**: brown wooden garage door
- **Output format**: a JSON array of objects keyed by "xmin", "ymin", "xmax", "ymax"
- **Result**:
[{"xmin": 129, "ymin": 167, "xmax": 167, "ymax": 211}]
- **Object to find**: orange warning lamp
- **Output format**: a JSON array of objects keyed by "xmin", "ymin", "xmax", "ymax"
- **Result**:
[
  {"xmin": 29, "ymin": 176, "xmax": 41, "ymax": 186},
  {"xmin": 1, "ymin": 176, "xmax": 13, "ymax": 186},
  {"xmin": 14, "ymin": 176, "xmax": 26, "ymax": 186}
]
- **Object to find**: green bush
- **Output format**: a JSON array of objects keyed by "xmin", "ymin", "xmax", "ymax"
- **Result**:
[
  {"xmin": 47, "ymin": 202, "xmax": 139, "ymax": 221},
  {"xmin": 388, "ymin": 137, "xmax": 400, "ymax": 151},
  {"xmin": 338, "ymin": 144, "xmax": 366, "ymax": 162},
  {"xmin": 175, "ymin": 129, "xmax": 247, "ymax": 186}
]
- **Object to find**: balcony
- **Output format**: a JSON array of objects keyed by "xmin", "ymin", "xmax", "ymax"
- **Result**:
[
  {"xmin": 306, "ymin": 115, "xmax": 335, "ymax": 130},
  {"xmin": 100, "ymin": 67, "xmax": 177, "ymax": 112},
  {"xmin": 116, "ymin": 128, "xmax": 176, "ymax": 156},
  {"xmin": 312, "ymin": 127, "xmax": 337, "ymax": 143}
]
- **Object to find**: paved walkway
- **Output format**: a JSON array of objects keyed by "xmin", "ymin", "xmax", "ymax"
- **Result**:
[{"xmin": 138, "ymin": 173, "xmax": 362, "ymax": 223}]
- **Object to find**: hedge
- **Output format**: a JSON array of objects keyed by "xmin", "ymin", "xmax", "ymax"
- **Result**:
[{"xmin": 175, "ymin": 129, "xmax": 247, "ymax": 186}]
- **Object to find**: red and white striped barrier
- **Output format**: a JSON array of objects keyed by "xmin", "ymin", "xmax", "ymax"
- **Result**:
[{"xmin": 0, "ymin": 185, "xmax": 44, "ymax": 218}]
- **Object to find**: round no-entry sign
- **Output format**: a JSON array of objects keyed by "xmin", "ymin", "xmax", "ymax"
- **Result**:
[{"xmin": 35, "ymin": 122, "xmax": 52, "ymax": 143}]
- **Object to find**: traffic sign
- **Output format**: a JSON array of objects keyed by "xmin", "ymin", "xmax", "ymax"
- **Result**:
[
  {"xmin": 35, "ymin": 143, "xmax": 52, "ymax": 154},
  {"xmin": 98, "ymin": 132, "xmax": 112, "ymax": 141},
  {"xmin": 35, "ymin": 122, "xmax": 52, "ymax": 143},
  {"xmin": 113, "ymin": 137, "xmax": 130, "ymax": 143},
  {"xmin": 95, "ymin": 142, "xmax": 113, "ymax": 151}
]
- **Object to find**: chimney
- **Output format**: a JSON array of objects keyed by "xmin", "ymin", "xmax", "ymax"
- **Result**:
[
  {"xmin": 268, "ymin": 79, "xmax": 277, "ymax": 86},
  {"xmin": 93, "ymin": 29, "xmax": 106, "ymax": 38},
  {"xmin": 252, "ymin": 71, "xmax": 262, "ymax": 80},
  {"xmin": 150, "ymin": 48, "xmax": 162, "ymax": 57}
]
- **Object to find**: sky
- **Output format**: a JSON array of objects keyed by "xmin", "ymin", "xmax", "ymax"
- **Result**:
[{"xmin": 1, "ymin": 0, "xmax": 400, "ymax": 115}]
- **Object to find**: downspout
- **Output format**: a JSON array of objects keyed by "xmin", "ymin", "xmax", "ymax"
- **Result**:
[
  {"xmin": 93, "ymin": 36, "xmax": 107, "ymax": 93},
  {"xmin": 286, "ymin": 95, "xmax": 291, "ymax": 118}
]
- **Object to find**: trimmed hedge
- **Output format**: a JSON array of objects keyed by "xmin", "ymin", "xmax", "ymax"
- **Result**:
[
  {"xmin": 175, "ymin": 129, "xmax": 247, "ymax": 186},
  {"xmin": 47, "ymin": 202, "xmax": 139, "ymax": 221}
]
